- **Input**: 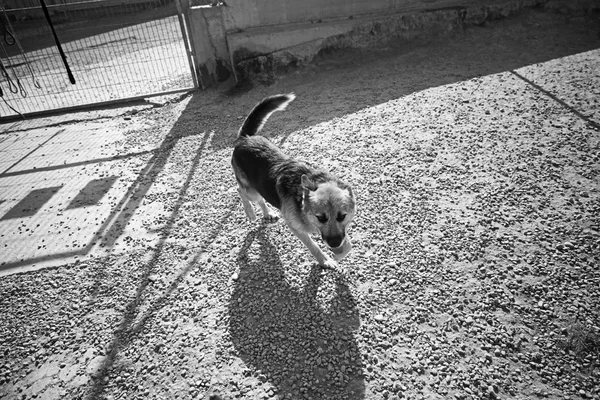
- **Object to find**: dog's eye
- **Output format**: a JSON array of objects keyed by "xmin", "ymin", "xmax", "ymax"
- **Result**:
[
  {"xmin": 316, "ymin": 215, "xmax": 328, "ymax": 223},
  {"xmin": 336, "ymin": 214, "xmax": 346, "ymax": 222}
]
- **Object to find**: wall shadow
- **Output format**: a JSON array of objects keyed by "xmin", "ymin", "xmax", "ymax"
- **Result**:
[
  {"xmin": 216, "ymin": 9, "xmax": 600, "ymax": 147},
  {"xmin": 228, "ymin": 225, "xmax": 365, "ymax": 399},
  {"xmin": 510, "ymin": 69, "xmax": 600, "ymax": 130}
]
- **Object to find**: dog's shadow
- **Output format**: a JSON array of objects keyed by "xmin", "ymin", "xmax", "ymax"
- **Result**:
[{"xmin": 228, "ymin": 224, "xmax": 365, "ymax": 399}]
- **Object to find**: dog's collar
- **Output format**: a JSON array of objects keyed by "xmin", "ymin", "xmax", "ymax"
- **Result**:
[{"xmin": 301, "ymin": 188, "xmax": 310, "ymax": 211}]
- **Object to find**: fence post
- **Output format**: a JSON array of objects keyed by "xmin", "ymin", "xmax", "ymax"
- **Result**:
[
  {"xmin": 188, "ymin": 3, "xmax": 233, "ymax": 88},
  {"xmin": 175, "ymin": 0, "xmax": 199, "ymax": 89}
]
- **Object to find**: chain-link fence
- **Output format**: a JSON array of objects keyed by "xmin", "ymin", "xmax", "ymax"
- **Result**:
[{"xmin": 0, "ymin": 0, "xmax": 196, "ymax": 119}]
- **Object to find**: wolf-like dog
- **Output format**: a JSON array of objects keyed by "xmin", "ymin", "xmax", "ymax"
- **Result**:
[{"xmin": 231, "ymin": 93, "xmax": 356, "ymax": 269}]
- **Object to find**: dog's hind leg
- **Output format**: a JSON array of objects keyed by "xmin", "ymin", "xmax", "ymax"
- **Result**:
[
  {"xmin": 237, "ymin": 187, "xmax": 257, "ymax": 221},
  {"xmin": 256, "ymin": 197, "xmax": 279, "ymax": 222},
  {"xmin": 238, "ymin": 186, "xmax": 279, "ymax": 222}
]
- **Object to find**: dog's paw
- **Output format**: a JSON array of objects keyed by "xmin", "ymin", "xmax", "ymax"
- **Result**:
[
  {"xmin": 262, "ymin": 212, "xmax": 279, "ymax": 223},
  {"xmin": 320, "ymin": 257, "xmax": 338, "ymax": 270}
]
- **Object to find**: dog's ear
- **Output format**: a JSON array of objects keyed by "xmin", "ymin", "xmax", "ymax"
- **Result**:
[
  {"xmin": 347, "ymin": 185, "xmax": 354, "ymax": 198},
  {"xmin": 301, "ymin": 174, "xmax": 317, "ymax": 191}
]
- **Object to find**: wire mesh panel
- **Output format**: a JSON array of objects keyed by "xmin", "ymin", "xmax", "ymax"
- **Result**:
[{"xmin": 0, "ymin": 0, "xmax": 196, "ymax": 119}]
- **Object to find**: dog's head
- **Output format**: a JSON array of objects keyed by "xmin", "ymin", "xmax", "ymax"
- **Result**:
[{"xmin": 301, "ymin": 174, "xmax": 356, "ymax": 249}]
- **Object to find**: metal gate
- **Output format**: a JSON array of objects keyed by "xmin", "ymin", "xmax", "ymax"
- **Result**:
[{"xmin": 0, "ymin": 0, "xmax": 197, "ymax": 120}]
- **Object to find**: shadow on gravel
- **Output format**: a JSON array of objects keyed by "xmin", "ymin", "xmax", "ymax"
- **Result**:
[
  {"xmin": 510, "ymin": 70, "xmax": 600, "ymax": 130},
  {"xmin": 85, "ymin": 93, "xmax": 239, "ymax": 398},
  {"xmin": 229, "ymin": 225, "xmax": 365, "ymax": 399},
  {"xmin": 0, "ymin": 93, "xmax": 235, "ymax": 272},
  {"xmin": 219, "ymin": 9, "xmax": 600, "ymax": 147}
]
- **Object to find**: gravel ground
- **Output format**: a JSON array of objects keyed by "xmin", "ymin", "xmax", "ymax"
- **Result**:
[{"xmin": 1, "ymin": 7, "xmax": 600, "ymax": 400}]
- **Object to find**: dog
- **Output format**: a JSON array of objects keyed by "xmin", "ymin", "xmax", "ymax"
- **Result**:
[{"xmin": 231, "ymin": 93, "xmax": 356, "ymax": 269}]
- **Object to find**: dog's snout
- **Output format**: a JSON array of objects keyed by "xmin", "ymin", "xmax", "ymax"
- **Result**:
[{"xmin": 325, "ymin": 235, "xmax": 344, "ymax": 248}]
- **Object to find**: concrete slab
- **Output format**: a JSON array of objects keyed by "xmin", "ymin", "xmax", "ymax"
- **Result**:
[
  {"xmin": 227, "ymin": 18, "xmax": 359, "ymax": 60},
  {"xmin": 0, "ymin": 118, "xmax": 167, "ymax": 276}
]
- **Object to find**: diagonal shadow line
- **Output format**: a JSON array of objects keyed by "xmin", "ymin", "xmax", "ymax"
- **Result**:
[
  {"xmin": 86, "ymin": 201, "xmax": 237, "ymax": 399},
  {"xmin": 0, "ymin": 249, "xmax": 86, "ymax": 272},
  {"xmin": 510, "ymin": 70, "xmax": 600, "ymax": 130},
  {"xmin": 0, "ymin": 132, "xmax": 204, "ymax": 271},
  {"xmin": 1, "ymin": 128, "xmax": 66, "ymax": 175},
  {"xmin": 0, "ymin": 149, "xmax": 156, "ymax": 178},
  {"xmin": 90, "ymin": 131, "xmax": 207, "ymax": 251},
  {"xmin": 0, "ymin": 99, "xmax": 205, "ymax": 272},
  {"xmin": 0, "ymin": 131, "xmax": 13, "ymax": 144},
  {"xmin": 0, "ymin": 129, "xmax": 198, "ymax": 271},
  {"xmin": 86, "ymin": 128, "xmax": 238, "ymax": 398},
  {"xmin": 85, "ymin": 129, "xmax": 213, "ymax": 305}
]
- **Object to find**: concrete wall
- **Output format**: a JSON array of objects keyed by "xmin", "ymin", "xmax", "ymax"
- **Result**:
[
  {"xmin": 222, "ymin": 0, "xmax": 394, "ymax": 31},
  {"xmin": 188, "ymin": 0, "xmax": 553, "ymax": 86},
  {"xmin": 221, "ymin": 0, "xmax": 503, "ymax": 32}
]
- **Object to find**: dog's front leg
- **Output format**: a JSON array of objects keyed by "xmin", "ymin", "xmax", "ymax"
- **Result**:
[{"xmin": 290, "ymin": 228, "xmax": 337, "ymax": 269}]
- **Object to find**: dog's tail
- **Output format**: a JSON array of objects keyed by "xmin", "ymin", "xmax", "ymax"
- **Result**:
[{"xmin": 238, "ymin": 93, "xmax": 296, "ymax": 138}]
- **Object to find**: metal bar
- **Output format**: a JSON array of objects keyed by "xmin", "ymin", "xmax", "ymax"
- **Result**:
[
  {"xmin": 182, "ymin": 2, "xmax": 201, "ymax": 87},
  {"xmin": 0, "ymin": 88, "xmax": 195, "ymax": 123},
  {"xmin": 175, "ymin": 0, "xmax": 199, "ymax": 89},
  {"xmin": 4, "ymin": 0, "xmax": 158, "ymax": 12},
  {"xmin": 40, "ymin": 0, "xmax": 76, "ymax": 84}
]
